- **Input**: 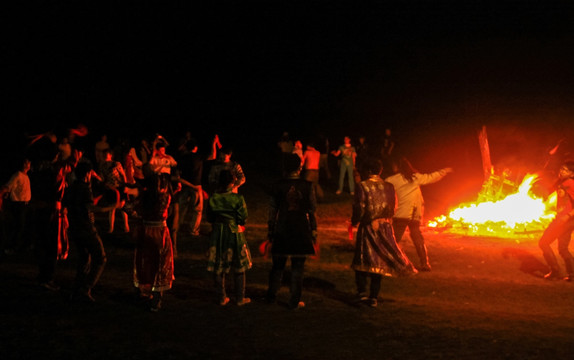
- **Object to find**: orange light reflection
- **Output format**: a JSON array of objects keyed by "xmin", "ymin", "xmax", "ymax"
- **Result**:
[{"xmin": 428, "ymin": 174, "xmax": 556, "ymax": 240}]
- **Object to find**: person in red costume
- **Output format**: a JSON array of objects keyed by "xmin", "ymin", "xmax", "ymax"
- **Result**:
[{"xmin": 539, "ymin": 160, "xmax": 574, "ymax": 281}]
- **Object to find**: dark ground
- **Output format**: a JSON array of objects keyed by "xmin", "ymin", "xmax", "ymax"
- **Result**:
[{"xmin": 2, "ymin": 168, "xmax": 574, "ymax": 360}]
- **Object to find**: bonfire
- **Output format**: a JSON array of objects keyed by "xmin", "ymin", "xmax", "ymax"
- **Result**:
[{"xmin": 427, "ymin": 126, "xmax": 558, "ymax": 240}]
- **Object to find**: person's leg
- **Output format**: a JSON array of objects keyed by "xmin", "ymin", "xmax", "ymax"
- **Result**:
[
  {"xmin": 337, "ymin": 163, "xmax": 345, "ymax": 193},
  {"xmin": 170, "ymin": 202, "xmax": 179, "ymax": 257},
  {"xmin": 35, "ymin": 206, "xmax": 59, "ymax": 288},
  {"xmin": 107, "ymin": 188, "xmax": 121, "ymax": 233},
  {"xmin": 120, "ymin": 207, "xmax": 129, "ymax": 233},
  {"xmin": 289, "ymin": 256, "xmax": 306, "ymax": 308},
  {"xmin": 150, "ymin": 290, "xmax": 163, "ymax": 312},
  {"xmin": 539, "ymin": 221, "xmax": 562, "ymax": 279},
  {"xmin": 177, "ymin": 188, "xmax": 191, "ymax": 231},
  {"xmin": 12, "ymin": 202, "xmax": 26, "ymax": 251},
  {"xmin": 72, "ymin": 237, "xmax": 89, "ymax": 292},
  {"xmin": 188, "ymin": 188, "xmax": 203, "ymax": 236},
  {"xmin": 368, "ymin": 273, "xmax": 382, "ymax": 307},
  {"xmin": 355, "ymin": 270, "xmax": 368, "ymax": 299},
  {"xmin": 214, "ymin": 272, "xmax": 229, "ymax": 305},
  {"xmin": 108, "ymin": 209, "xmax": 115, "ymax": 233},
  {"xmin": 557, "ymin": 228, "xmax": 574, "ymax": 280},
  {"xmin": 408, "ymin": 220, "xmax": 430, "ymax": 270},
  {"xmin": 83, "ymin": 232, "xmax": 107, "ymax": 298},
  {"xmin": 235, "ymin": 272, "xmax": 250, "ymax": 305},
  {"xmin": 267, "ymin": 255, "xmax": 288, "ymax": 302},
  {"xmin": 392, "ymin": 218, "xmax": 409, "ymax": 243},
  {"xmin": 346, "ymin": 163, "xmax": 355, "ymax": 194}
]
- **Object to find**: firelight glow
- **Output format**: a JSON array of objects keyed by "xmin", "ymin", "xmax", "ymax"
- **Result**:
[{"xmin": 428, "ymin": 174, "xmax": 557, "ymax": 239}]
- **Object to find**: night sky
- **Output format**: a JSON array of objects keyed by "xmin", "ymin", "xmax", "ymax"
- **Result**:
[{"xmin": 5, "ymin": 1, "xmax": 574, "ymax": 202}]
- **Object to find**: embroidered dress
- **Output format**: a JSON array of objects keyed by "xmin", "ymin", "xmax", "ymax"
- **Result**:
[
  {"xmin": 351, "ymin": 176, "xmax": 416, "ymax": 276},
  {"xmin": 207, "ymin": 191, "xmax": 252, "ymax": 274},
  {"xmin": 133, "ymin": 185, "xmax": 174, "ymax": 293}
]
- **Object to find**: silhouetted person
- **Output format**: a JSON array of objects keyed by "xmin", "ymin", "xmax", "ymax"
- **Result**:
[
  {"xmin": 206, "ymin": 170, "xmax": 252, "ymax": 306},
  {"xmin": 64, "ymin": 161, "xmax": 114, "ymax": 302},
  {"xmin": 0, "ymin": 158, "xmax": 32, "ymax": 254},
  {"xmin": 351, "ymin": 158, "xmax": 417, "ymax": 307},
  {"xmin": 538, "ymin": 160, "xmax": 574, "ymax": 281},
  {"xmin": 133, "ymin": 169, "xmax": 175, "ymax": 311},
  {"xmin": 266, "ymin": 154, "xmax": 317, "ymax": 310},
  {"xmin": 385, "ymin": 157, "xmax": 452, "ymax": 271}
]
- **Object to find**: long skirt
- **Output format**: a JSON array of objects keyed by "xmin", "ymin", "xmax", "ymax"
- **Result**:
[
  {"xmin": 351, "ymin": 219, "xmax": 417, "ymax": 276},
  {"xmin": 133, "ymin": 223, "xmax": 174, "ymax": 293}
]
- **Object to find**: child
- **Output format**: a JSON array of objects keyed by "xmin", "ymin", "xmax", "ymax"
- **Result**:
[{"xmin": 206, "ymin": 170, "xmax": 252, "ymax": 305}]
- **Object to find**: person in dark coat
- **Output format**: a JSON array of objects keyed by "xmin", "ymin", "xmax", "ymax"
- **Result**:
[
  {"xmin": 350, "ymin": 158, "xmax": 417, "ymax": 307},
  {"xmin": 266, "ymin": 153, "xmax": 317, "ymax": 310}
]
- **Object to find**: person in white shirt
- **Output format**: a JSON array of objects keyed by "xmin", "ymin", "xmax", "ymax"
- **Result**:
[
  {"xmin": 1, "ymin": 158, "xmax": 32, "ymax": 254},
  {"xmin": 385, "ymin": 157, "xmax": 452, "ymax": 271}
]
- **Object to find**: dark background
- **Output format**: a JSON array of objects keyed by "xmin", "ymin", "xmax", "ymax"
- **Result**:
[{"xmin": 4, "ymin": 1, "xmax": 574, "ymax": 210}]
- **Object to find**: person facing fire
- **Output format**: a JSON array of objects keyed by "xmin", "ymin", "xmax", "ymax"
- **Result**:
[
  {"xmin": 385, "ymin": 156, "xmax": 452, "ymax": 271},
  {"xmin": 538, "ymin": 160, "xmax": 574, "ymax": 281},
  {"xmin": 266, "ymin": 153, "xmax": 317, "ymax": 310},
  {"xmin": 350, "ymin": 158, "xmax": 417, "ymax": 307}
]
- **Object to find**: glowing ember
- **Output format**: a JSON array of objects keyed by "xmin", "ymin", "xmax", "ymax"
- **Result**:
[{"xmin": 428, "ymin": 174, "xmax": 557, "ymax": 239}]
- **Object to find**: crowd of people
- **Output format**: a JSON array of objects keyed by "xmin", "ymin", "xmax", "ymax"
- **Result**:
[
  {"xmin": 0, "ymin": 125, "xmax": 247, "ymax": 311},
  {"xmin": 5, "ymin": 123, "xmax": 572, "ymax": 313}
]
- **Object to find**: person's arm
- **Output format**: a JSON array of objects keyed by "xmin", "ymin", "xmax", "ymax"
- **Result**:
[
  {"xmin": 236, "ymin": 195, "xmax": 248, "ymax": 226},
  {"xmin": 415, "ymin": 168, "xmax": 453, "ymax": 186},
  {"xmin": 117, "ymin": 162, "xmax": 127, "ymax": 184},
  {"xmin": 168, "ymin": 155, "xmax": 178, "ymax": 168},
  {"xmin": 233, "ymin": 163, "xmax": 246, "ymax": 189},
  {"xmin": 207, "ymin": 134, "xmax": 221, "ymax": 161},
  {"xmin": 129, "ymin": 148, "xmax": 143, "ymax": 167},
  {"xmin": 178, "ymin": 177, "xmax": 202, "ymax": 191}
]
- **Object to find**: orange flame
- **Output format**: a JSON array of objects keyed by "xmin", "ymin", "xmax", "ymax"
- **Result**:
[{"xmin": 428, "ymin": 174, "xmax": 556, "ymax": 239}]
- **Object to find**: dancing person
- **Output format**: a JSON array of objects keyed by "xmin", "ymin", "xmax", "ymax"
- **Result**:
[
  {"xmin": 206, "ymin": 170, "xmax": 252, "ymax": 306},
  {"xmin": 64, "ymin": 161, "xmax": 115, "ymax": 302},
  {"xmin": 207, "ymin": 146, "xmax": 245, "ymax": 195},
  {"xmin": 538, "ymin": 160, "xmax": 574, "ymax": 281},
  {"xmin": 331, "ymin": 136, "xmax": 356, "ymax": 195},
  {"xmin": 385, "ymin": 157, "xmax": 453, "ymax": 271},
  {"xmin": 147, "ymin": 136, "xmax": 179, "ymax": 250},
  {"xmin": 0, "ymin": 158, "xmax": 32, "ymax": 254},
  {"xmin": 175, "ymin": 136, "xmax": 218, "ymax": 238},
  {"xmin": 149, "ymin": 135, "xmax": 177, "ymax": 175},
  {"xmin": 94, "ymin": 134, "xmax": 110, "ymax": 166},
  {"xmin": 350, "ymin": 158, "xmax": 417, "ymax": 307},
  {"xmin": 302, "ymin": 141, "xmax": 323, "ymax": 200},
  {"xmin": 99, "ymin": 148, "xmax": 129, "ymax": 234},
  {"xmin": 266, "ymin": 153, "xmax": 317, "ymax": 310},
  {"xmin": 132, "ymin": 170, "xmax": 175, "ymax": 311},
  {"xmin": 27, "ymin": 131, "xmax": 72, "ymax": 291}
]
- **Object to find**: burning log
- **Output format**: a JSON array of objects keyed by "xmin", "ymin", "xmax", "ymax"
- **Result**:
[{"xmin": 428, "ymin": 126, "xmax": 557, "ymax": 240}]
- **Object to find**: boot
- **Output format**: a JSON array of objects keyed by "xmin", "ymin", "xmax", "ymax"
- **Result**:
[
  {"xmin": 563, "ymin": 257, "xmax": 574, "ymax": 281},
  {"xmin": 150, "ymin": 291, "xmax": 163, "ymax": 312},
  {"xmin": 414, "ymin": 242, "xmax": 431, "ymax": 271},
  {"xmin": 542, "ymin": 252, "xmax": 563, "ymax": 280}
]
